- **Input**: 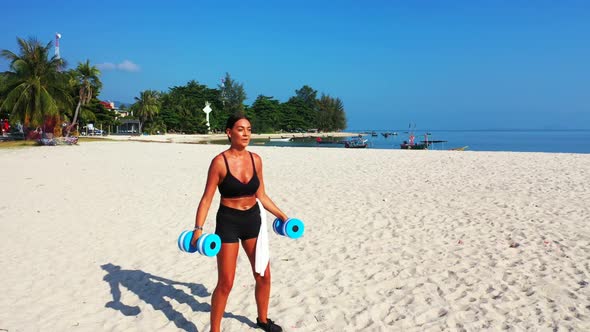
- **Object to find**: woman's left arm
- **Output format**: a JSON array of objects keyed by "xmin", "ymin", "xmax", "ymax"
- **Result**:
[{"xmin": 254, "ymin": 153, "xmax": 288, "ymax": 222}]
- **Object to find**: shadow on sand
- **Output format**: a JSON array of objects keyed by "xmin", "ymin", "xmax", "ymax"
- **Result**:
[{"xmin": 101, "ymin": 263, "xmax": 255, "ymax": 332}]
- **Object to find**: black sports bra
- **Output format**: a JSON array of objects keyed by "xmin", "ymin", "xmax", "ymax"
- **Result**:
[{"xmin": 218, "ymin": 152, "xmax": 260, "ymax": 198}]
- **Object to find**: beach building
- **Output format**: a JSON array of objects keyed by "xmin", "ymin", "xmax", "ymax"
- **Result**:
[
  {"xmin": 116, "ymin": 119, "xmax": 140, "ymax": 134},
  {"xmin": 100, "ymin": 101, "xmax": 129, "ymax": 117},
  {"xmin": 100, "ymin": 100, "xmax": 140, "ymax": 134}
]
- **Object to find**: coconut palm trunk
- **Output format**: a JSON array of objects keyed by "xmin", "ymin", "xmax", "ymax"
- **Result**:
[
  {"xmin": 66, "ymin": 60, "xmax": 101, "ymax": 137},
  {"xmin": 68, "ymin": 99, "xmax": 82, "ymax": 135}
]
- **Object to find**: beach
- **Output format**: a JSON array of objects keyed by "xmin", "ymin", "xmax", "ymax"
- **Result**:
[
  {"xmin": 1, "ymin": 142, "xmax": 589, "ymax": 331},
  {"xmin": 88, "ymin": 132, "xmax": 355, "ymax": 144}
]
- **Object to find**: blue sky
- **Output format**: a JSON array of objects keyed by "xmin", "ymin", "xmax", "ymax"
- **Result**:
[{"xmin": 1, "ymin": 0, "xmax": 589, "ymax": 130}]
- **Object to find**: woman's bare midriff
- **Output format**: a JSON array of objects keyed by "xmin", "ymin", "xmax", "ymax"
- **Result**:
[{"xmin": 220, "ymin": 195, "xmax": 257, "ymax": 210}]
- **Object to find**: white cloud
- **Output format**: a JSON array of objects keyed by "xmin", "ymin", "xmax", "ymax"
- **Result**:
[
  {"xmin": 97, "ymin": 60, "xmax": 140, "ymax": 72},
  {"xmin": 117, "ymin": 60, "xmax": 140, "ymax": 72}
]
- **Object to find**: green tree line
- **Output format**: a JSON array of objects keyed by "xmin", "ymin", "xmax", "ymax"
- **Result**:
[{"xmin": 1, "ymin": 37, "xmax": 347, "ymax": 138}]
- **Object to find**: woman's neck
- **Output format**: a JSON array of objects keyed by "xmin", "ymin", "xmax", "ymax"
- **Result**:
[{"xmin": 227, "ymin": 146, "xmax": 248, "ymax": 157}]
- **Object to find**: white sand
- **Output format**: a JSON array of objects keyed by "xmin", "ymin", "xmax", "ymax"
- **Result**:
[
  {"xmin": 1, "ymin": 142, "xmax": 589, "ymax": 331},
  {"xmin": 91, "ymin": 132, "xmax": 354, "ymax": 144}
]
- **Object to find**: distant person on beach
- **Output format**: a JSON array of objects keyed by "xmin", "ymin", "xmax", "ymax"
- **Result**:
[{"xmin": 191, "ymin": 113, "xmax": 289, "ymax": 332}]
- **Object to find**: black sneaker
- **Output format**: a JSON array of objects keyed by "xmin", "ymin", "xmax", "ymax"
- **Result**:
[{"xmin": 256, "ymin": 317, "xmax": 283, "ymax": 332}]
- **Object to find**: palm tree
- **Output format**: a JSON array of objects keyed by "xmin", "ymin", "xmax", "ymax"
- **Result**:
[
  {"xmin": 0, "ymin": 37, "xmax": 71, "ymax": 132},
  {"xmin": 316, "ymin": 94, "xmax": 346, "ymax": 131},
  {"xmin": 132, "ymin": 90, "xmax": 160, "ymax": 133},
  {"xmin": 67, "ymin": 59, "xmax": 101, "ymax": 136},
  {"xmin": 218, "ymin": 72, "xmax": 246, "ymax": 114}
]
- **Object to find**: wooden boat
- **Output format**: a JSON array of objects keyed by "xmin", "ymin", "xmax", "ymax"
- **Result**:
[
  {"xmin": 344, "ymin": 138, "xmax": 368, "ymax": 148},
  {"xmin": 400, "ymin": 132, "xmax": 430, "ymax": 150},
  {"xmin": 38, "ymin": 138, "xmax": 57, "ymax": 146},
  {"xmin": 400, "ymin": 125, "xmax": 448, "ymax": 150},
  {"xmin": 37, "ymin": 136, "xmax": 79, "ymax": 146},
  {"xmin": 400, "ymin": 141, "xmax": 430, "ymax": 149},
  {"xmin": 269, "ymin": 137, "xmax": 292, "ymax": 142}
]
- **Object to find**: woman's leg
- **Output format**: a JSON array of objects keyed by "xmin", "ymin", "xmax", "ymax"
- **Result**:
[
  {"xmin": 241, "ymin": 237, "xmax": 272, "ymax": 322},
  {"xmin": 210, "ymin": 242, "xmax": 239, "ymax": 332}
]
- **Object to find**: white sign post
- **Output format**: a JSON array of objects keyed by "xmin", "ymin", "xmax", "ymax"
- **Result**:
[{"xmin": 202, "ymin": 101, "xmax": 212, "ymax": 133}]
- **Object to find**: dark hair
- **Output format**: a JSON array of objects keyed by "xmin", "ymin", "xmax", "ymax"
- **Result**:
[
  {"xmin": 225, "ymin": 113, "xmax": 251, "ymax": 142},
  {"xmin": 225, "ymin": 113, "xmax": 250, "ymax": 131}
]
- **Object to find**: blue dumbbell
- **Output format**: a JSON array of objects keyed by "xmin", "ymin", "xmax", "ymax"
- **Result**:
[
  {"xmin": 178, "ymin": 230, "xmax": 221, "ymax": 256},
  {"xmin": 272, "ymin": 218, "xmax": 305, "ymax": 239}
]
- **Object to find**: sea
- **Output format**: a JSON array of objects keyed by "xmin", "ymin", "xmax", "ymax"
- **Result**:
[{"xmin": 263, "ymin": 130, "xmax": 590, "ymax": 154}]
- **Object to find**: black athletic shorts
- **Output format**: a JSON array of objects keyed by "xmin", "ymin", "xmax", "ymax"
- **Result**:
[{"xmin": 215, "ymin": 204, "xmax": 261, "ymax": 243}]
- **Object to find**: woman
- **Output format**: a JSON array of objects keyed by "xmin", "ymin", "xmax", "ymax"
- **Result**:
[{"xmin": 191, "ymin": 114, "xmax": 287, "ymax": 332}]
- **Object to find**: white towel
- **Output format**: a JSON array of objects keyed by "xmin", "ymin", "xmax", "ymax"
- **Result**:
[{"xmin": 255, "ymin": 199, "xmax": 270, "ymax": 276}]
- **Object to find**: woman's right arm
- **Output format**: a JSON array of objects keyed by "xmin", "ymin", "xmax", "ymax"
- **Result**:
[{"xmin": 191, "ymin": 156, "xmax": 222, "ymax": 245}]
